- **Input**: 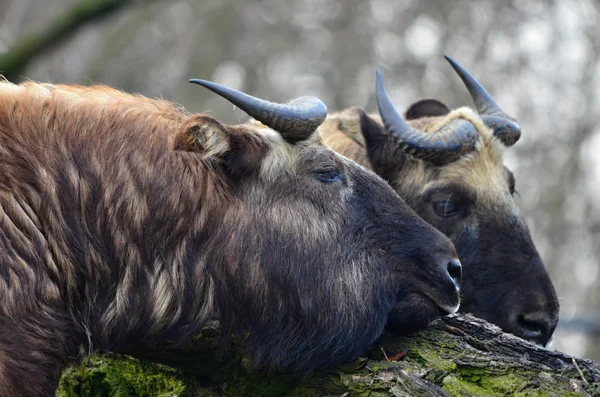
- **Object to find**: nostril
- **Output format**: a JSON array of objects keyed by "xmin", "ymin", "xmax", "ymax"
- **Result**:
[
  {"xmin": 446, "ymin": 258, "xmax": 462, "ymax": 290},
  {"xmin": 516, "ymin": 313, "xmax": 552, "ymax": 343}
]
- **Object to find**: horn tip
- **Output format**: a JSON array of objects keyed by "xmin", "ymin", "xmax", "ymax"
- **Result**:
[
  {"xmin": 189, "ymin": 79, "xmax": 226, "ymax": 95},
  {"xmin": 189, "ymin": 79, "xmax": 209, "ymax": 86},
  {"xmin": 375, "ymin": 69, "xmax": 384, "ymax": 91},
  {"xmin": 443, "ymin": 55, "xmax": 461, "ymax": 71}
]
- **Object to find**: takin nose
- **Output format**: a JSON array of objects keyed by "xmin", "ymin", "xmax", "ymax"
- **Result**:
[
  {"xmin": 504, "ymin": 257, "xmax": 559, "ymax": 345},
  {"xmin": 446, "ymin": 258, "xmax": 462, "ymax": 291},
  {"xmin": 509, "ymin": 309, "xmax": 558, "ymax": 346},
  {"xmin": 431, "ymin": 256, "xmax": 462, "ymax": 314}
]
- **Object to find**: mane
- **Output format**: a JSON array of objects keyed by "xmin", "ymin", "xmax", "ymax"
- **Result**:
[
  {"xmin": 0, "ymin": 81, "xmax": 189, "ymax": 151},
  {"xmin": 0, "ymin": 80, "xmax": 188, "ymax": 118},
  {"xmin": 0, "ymin": 81, "xmax": 206, "ymax": 190}
]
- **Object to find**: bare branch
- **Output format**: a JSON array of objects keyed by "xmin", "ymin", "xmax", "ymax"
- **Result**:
[{"xmin": 0, "ymin": 0, "xmax": 152, "ymax": 82}]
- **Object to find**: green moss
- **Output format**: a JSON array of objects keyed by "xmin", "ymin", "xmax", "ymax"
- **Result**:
[
  {"xmin": 404, "ymin": 347, "xmax": 457, "ymax": 373},
  {"xmin": 53, "ymin": 324, "xmax": 595, "ymax": 397},
  {"xmin": 481, "ymin": 374, "xmax": 526, "ymax": 393},
  {"xmin": 365, "ymin": 360, "xmax": 404, "ymax": 373},
  {"xmin": 443, "ymin": 370, "xmax": 529, "ymax": 397},
  {"xmin": 441, "ymin": 366, "xmax": 587, "ymax": 397},
  {"xmin": 56, "ymin": 354, "xmax": 190, "ymax": 397},
  {"xmin": 443, "ymin": 375, "xmax": 503, "ymax": 397},
  {"xmin": 374, "ymin": 332, "xmax": 591, "ymax": 397},
  {"xmin": 453, "ymin": 368, "xmax": 525, "ymax": 396}
]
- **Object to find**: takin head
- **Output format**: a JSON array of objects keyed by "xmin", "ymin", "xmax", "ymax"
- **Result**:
[
  {"xmin": 320, "ymin": 56, "xmax": 559, "ymax": 346},
  {"xmin": 179, "ymin": 79, "xmax": 463, "ymax": 371}
]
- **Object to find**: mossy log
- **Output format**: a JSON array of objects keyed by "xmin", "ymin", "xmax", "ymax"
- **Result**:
[{"xmin": 56, "ymin": 314, "xmax": 600, "ymax": 396}]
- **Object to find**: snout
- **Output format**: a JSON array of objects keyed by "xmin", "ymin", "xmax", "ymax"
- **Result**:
[
  {"xmin": 506, "ymin": 308, "xmax": 558, "ymax": 346},
  {"xmin": 429, "ymin": 256, "xmax": 462, "ymax": 315},
  {"xmin": 386, "ymin": 253, "xmax": 462, "ymax": 335},
  {"xmin": 462, "ymin": 254, "xmax": 560, "ymax": 346},
  {"xmin": 460, "ymin": 287, "xmax": 559, "ymax": 346},
  {"xmin": 494, "ymin": 296, "xmax": 558, "ymax": 346},
  {"xmin": 503, "ymin": 257, "xmax": 560, "ymax": 345}
]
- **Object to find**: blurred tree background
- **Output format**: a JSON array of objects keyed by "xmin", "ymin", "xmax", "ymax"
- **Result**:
[{"xmin": 0, "ymin": 0, "xmax": 598, "ymax": 362}]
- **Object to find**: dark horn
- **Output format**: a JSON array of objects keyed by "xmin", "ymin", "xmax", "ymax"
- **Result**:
[
  {"xmin": 189, "ymin": 79, "xmax": 327, "ymax": 144},
  {"xmin": 375, "ymin": 70, "xmax": 479, "ymax": 165},
  {"xmin": 444, "ymin": 56, "xmax": 521, "ymax": 147}
]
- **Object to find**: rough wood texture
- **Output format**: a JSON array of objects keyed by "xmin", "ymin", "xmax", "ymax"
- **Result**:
[{"xmin": 57, "ymin": 314, "xmax": 600, "ymax": 396}]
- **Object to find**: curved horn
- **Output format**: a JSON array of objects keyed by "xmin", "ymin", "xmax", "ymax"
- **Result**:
[
  {"xmin": 375, "ymin": 70, "xmax": 479, "ymax": 165},
  {"xmin": 189, "ymin": 79, "xmax": 327, "ymax": 144},
  {"xmin": 444, "ymin": 56, "xmax": 521, "ymax": 147}
]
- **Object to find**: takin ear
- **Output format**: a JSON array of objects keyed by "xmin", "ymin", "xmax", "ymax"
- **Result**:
[
  {"xmin": 404, "ymin": 99, "xmax": 450, "ymax": 120},
  {"xmin": 172, "ymin": 114, "xmax": 265, "ymax": 177},
  {"xmin": 341, "ymin": 108, "xmax": 403, "ymax": 183},
  {"xmin": 334, "ymin": 107, "xmax": 369, "ymax": 147},
  {"xmin": 172, "ymin": 115, "xmax": 231, "ymax": 157}
]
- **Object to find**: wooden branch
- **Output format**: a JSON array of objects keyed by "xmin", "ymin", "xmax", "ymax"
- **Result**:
[
  {"xmin": 0, "ymin": 0, "xmax": 142, "ymax": 82},
  {"xmin": 56, "ymin": 314, "xmax": 600, "ymax": 396}
]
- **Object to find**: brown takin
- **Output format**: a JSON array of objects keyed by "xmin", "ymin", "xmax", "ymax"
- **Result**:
[
  {"xmin": 321, "ymin": 56, "xmax": 559, "ymax": 346},
  {"xmin": 0, "ymin": 77, "xmax": 462, "ymax": 396}
]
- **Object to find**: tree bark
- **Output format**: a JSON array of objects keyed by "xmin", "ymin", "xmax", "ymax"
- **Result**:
[{"xmin": 56, "ymin": 314, "xmax": 600, "ymax": 396}]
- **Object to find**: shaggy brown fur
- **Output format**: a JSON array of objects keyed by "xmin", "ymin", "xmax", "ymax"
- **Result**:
[
  {"xmin": 0, "ymin": 81, "xmax": 460, "ymax": 396},
  {"xmin": 321, "ymin": 102, "xmax": 559, "ymax": 346}
]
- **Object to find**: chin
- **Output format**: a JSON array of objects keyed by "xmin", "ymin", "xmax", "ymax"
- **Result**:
[{"xmin": 385, "ymin": 293, "xmax": 446, "ymax": 336}]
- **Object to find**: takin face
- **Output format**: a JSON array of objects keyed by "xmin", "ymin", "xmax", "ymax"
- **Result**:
[
  {"xmin": 0, "ymin": 78, "xmax": 460, "ymax": 396},
  {"xmin": 321, "ymin": 56, "xmax": 559, "ymax": 346}
]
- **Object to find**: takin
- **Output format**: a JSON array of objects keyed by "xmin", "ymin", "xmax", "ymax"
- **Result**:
[
  {"xmin": 0, "ymin": 77, "xmax": 462, "ymax": 396},
  {"xmin": 321, "ymin": 56, "xmax": 559, "ymax": 346}
]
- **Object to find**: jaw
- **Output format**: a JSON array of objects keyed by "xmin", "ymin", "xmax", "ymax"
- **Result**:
[
  {"xmin": 385, "ymin": 293, "xmax": 455, "ymax": 336},
  {"xmin": 423, "ymin": 289, "xmax": 460, "ymax": 315}
]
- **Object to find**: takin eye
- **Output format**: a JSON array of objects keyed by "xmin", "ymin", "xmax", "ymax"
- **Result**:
[
  {"xmin": 433, "ymin": 201, "xmax": 459, "ymax": 218},
  {"xmin": 313, "ymin": 169, "xmax": 343, "ymax": 183}
]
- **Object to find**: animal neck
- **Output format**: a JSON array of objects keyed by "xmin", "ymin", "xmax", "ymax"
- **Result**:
[{"xmin": 85, "ymin": 150, "xmax": 233, "ymax": 349}]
